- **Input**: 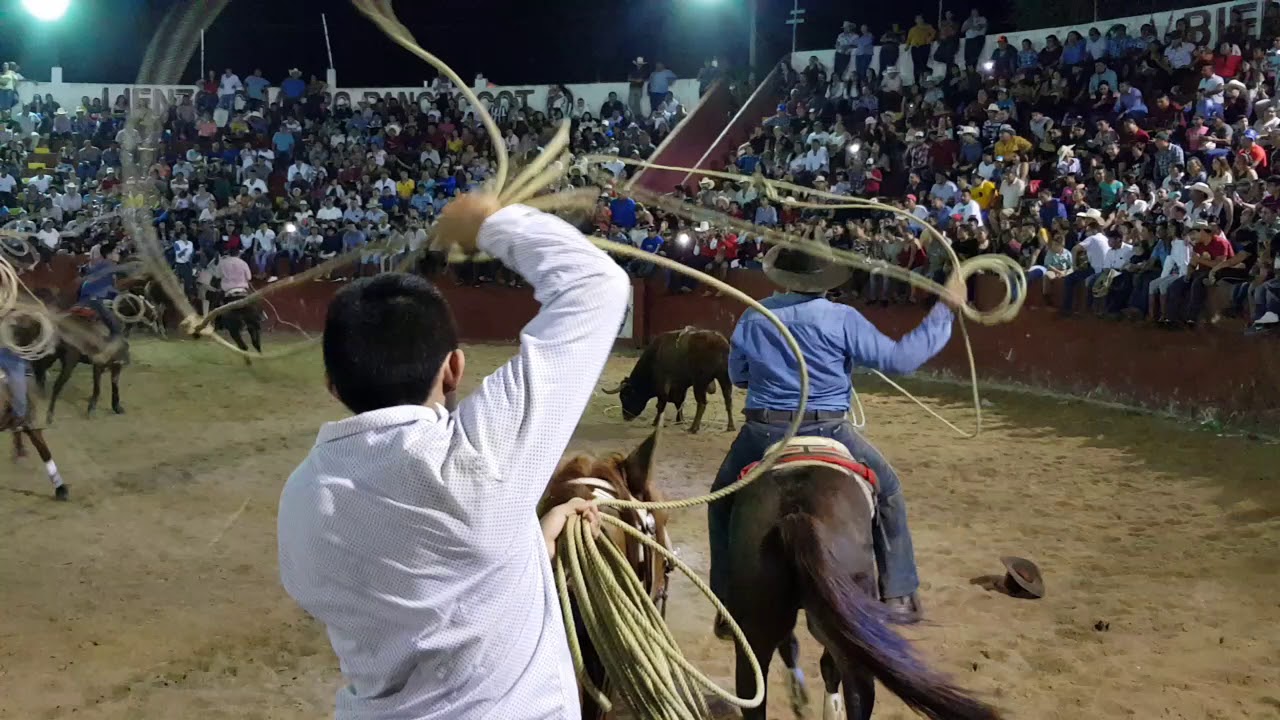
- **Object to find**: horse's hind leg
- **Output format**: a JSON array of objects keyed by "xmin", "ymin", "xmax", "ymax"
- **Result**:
[
  {"xmin": 87, "ymin": 364, "xmax": 103, "ymax": 417},
  {"xmin": 110, "ymin": 364, "xmax": 124, "ymax": 414},
  {"xmin": 778, "ymin": 633, "xmax": 810, "ymax": 719},
  {"xmin": 46, "ymin": 354, "xmax": 76, "ymax": 425},
  {"xmin": 247, "ymin": 316, "xmax": 263, "ymax": 353}
]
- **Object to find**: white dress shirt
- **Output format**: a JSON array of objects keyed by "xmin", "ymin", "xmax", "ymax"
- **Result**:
[
  {"xmin": 277, "ymin": 205, "xmax": 629, "ymax": 720},
  {"xmin": 1101, "ymin": 243, "xmax": 1134, "ymax": 270}
]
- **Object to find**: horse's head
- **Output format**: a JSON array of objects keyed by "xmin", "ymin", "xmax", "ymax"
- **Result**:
[{"xmin": 545, "ymin": 432, "xmax": 672, "ymax": 607}]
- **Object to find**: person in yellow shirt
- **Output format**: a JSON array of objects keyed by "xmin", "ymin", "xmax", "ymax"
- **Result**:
[
  {"xmin": 970, "ymin": 178, "xmax": 998, "ymax": 211},
  {"xmin": 395, "ymin": 170, "xmax": 416, "ymax": 200},
  {"xmin": 905, "ymin": 15, "xmax": 937, "ymax": 85},
  {"xmin": 993, "ymin": 125, "xmax": 1033, "ymax": 159}
]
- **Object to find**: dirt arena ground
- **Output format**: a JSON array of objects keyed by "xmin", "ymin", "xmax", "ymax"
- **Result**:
[{"xmin": 1, "ymin": 337, "xmax": 1278, "ymax": 720}]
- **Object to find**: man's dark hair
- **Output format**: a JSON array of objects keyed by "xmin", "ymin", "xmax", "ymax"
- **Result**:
[{"xmin": 323, "ymin": 273, "xmax": 458, "ymax": 414}]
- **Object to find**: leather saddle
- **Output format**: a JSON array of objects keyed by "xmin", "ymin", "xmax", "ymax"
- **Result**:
[
  {"xmin": 69, "ymin": 305, "xmax": 100, "ymax": 320},
  {"xmin": 739, "ymin": 436, "xmax": 880, "ymax": 515}
]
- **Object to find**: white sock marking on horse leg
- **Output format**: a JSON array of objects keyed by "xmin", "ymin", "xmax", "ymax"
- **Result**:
[
  {"xmin": 788, "ymin": 668, "xmax": 809, "ymax": 717},
  {"xmin": 822, "ymin": 692, "xmax": 843, "ymax": 720},
  {"xmin": 45, "ymin": 460, "xmax": 63, "ymax": 488}
]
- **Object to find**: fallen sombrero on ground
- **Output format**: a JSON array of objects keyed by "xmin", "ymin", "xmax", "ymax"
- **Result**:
[{"xmin": 1000, "ymin": 556, "xmax": 1045, "ymax": 599}]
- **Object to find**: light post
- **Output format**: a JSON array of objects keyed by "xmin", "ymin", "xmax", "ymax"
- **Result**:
[{"xmin": 22, "ymin": 0, "xmax": 71, "ymax": 22}]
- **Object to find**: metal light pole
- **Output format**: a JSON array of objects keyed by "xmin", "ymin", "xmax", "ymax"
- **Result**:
[
  {"xmin": 748, "ymin": 0, "xmax": 758, "ymax": 72},
  {"xmin": 785, "ymin": 0, "xmax": 806, "ymax": 59}
]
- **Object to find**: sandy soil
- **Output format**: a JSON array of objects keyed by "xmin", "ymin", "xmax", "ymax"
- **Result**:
[{"xmin": 1, "ymin": 338, "xmax": 1277, "ymax": 720}]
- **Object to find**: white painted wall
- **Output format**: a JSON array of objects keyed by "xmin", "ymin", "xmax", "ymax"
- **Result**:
[{"xmin": 13, "ymin": 74, "xmax": 702, "ymax": 120}]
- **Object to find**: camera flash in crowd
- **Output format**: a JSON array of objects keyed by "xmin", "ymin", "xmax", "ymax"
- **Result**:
[
  {"xmin": 848, "ymin": 142, "xmax": 861, "ymax": 155},
  {"xmin": 284, "ymin": 223, "xmax": 298, "ymax": 234},
  {"xmin": 982, "ymin": 61, "xmax": 995, "ymax": 72},
  {"xmin": 676, "ymin": 232, "xmax": 691, "ymax": 246}
]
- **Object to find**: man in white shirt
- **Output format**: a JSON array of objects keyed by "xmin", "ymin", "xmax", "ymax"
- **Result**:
[
  {"xmin": 287, "ymin": 159, "xmax": 314, "ymax": 186},
  {"xmin": 1164, "ymin": 38, "xmax": 1195, "ymax": 70},
  {"xmin": 1147, "ymin": 227, "xmax": 1192, "ymax": 319},
  {"xmin": 0, "ymin": 170, "xmax": 17, "ymax": 203},
  {"xmin": 949, "ymin": 188, "xmax": 983, "ymax": 226},
  {"xmin": 1198, "ymin": 65, "xmax": 1225, "ymax": 105},
  {"xmin": 218, "ymin": 68, "xmax": 244, "ymax": 110},
  {"xmin": 34, "ymin": 219, "xmax": 61, "ymax": 264},
  {"xmin": 277, "ymin": 195, "xmax": 627, "ymax": 720},
  {"xmin": 789, "ymin": 138, "xmax": 830, "ymax": 176},
  {"xmin": 1060, "ymin": 210, "xmax": 1110, "ymax": 316},
  {"xmin": 29, "ymin": 172, "xmax": 53, "ymax": 194},
  {"xmin": 315, "ymin": 197, "xmax": 344, "ymax": 222},
  {"xmin": 1115, "ymin": 185, "xmax": 1150, "ymax": 218}
]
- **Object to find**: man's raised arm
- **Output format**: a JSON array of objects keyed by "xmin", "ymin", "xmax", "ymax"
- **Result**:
[{"xmin": 455, "ymin": 204, "xmax": 630, "ymax": 504}]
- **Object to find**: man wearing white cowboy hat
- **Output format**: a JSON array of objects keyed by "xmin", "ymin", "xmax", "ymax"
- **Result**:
[
  {"xmin": 707, "ymin": 239, "xmax": 966, "ymax": 632},
  {"xmin": 1059, "ymin": 208, "xmax": 1109, "ymax": 316},
  {"xmin": 627, "ymin": 57, "xmax": 648, "ymax": 119}
]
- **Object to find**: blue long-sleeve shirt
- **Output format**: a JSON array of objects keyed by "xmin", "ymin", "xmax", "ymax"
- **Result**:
[
  {"xmin": 729, "ymin": 294, "xmax": 954, "ymax": 411},
  {"xmin": 78, "ymin": 260, "xmax": 122, "ymax": 302}
]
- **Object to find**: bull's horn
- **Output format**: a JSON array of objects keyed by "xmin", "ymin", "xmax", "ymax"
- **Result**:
[{"xmin": 600, "ymin": 382, "xmax": 622, "ymax": 395}]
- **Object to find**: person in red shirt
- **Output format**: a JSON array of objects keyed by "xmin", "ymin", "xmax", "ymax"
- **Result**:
[
  {"xmin": 1119, "ymin": 117, "xmax": 1151, "ymax": 148},
  {"xmin": 1167, "ymin": 221, "xmax": 1234, "ymax": 324},
  {"xmin": 927, "ymin": 130, "xmax": 958, "ymax": 170},
  {"xmin": 700, "ymin": 230, "xmax": 739, "ymax": 294},
  {"xmin": 1240, "ymin": 130, "xmax": 1268, "ymax": 169}
]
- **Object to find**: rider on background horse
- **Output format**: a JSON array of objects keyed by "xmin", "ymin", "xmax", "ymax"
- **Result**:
[
  {"xmin": 709, "ymin": 238, "xmax": 965, "ymax": 632},
  {"xmin": 78, "ymin": 243, "xmax": 128, "ymax": 341}
]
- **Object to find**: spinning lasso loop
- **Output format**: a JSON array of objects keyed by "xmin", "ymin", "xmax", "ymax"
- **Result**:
[{"xmin": 109, "ymin": 293, "xmax": 149, "ymax": 325}]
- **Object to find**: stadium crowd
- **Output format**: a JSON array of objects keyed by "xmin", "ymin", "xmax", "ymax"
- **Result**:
[
  {"xmin": 4, "ymin": 5, "xmax": 1280, "ymax": 335},
  {"xmin": 591, "ymin": 7, "xmax": 1280, "ymax": 333},
  {"xmin": 0, "ymin": 61, "xmax": 688, "ymax": 292}
]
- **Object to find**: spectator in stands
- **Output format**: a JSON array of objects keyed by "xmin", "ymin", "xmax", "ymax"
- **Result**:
[{"xmin": 647, "ymin": 61, "xmax": 677, "ymax": 116}]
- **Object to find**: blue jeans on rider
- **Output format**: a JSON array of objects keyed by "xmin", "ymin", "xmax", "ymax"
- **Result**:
[
  {"xmin": 0, "ymin": 349, "xmax": 29, "ymax": 421},
  {"xmin": 707, "ymin": 417, "xmax": 920, "ymax": 602},
  {"xmin": 86, "ymin": 298, "xmax": 122, "ymax": 338}
]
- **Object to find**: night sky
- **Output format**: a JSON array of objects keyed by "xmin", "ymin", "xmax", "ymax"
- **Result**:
[{"xmin": 0, "ymin": 0, "xmax": 1011, "ymax": 88}]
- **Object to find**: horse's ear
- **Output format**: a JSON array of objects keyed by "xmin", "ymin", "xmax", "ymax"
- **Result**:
[{"xmin": 621, "ymin": 431, "xmax": 660, "ymax": 500}]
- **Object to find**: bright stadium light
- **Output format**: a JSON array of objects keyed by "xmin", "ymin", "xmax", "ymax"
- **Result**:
[{"xmin": 23, "ymin": 0, "xmax": 70, "ymax": 21}]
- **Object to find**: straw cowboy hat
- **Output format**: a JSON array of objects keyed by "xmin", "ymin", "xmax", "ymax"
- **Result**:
[
  {"xmin": 1076, "ymin": 208, "xmax": 1104, "ymax": 221},
  {"xmin": 1000, "ymin": 556, "xmax": 1045, "ymax": 598},
  {"xmin": 633, "ymin": 56, "xmax": 646, "ymax": 66},
  {"xmin": 763, "ymin": 237, "xmax": 851, "ymax": 293},
  {"xmin": 1189, "ymin": 181, "xmax": 1214, "ymax": 198},
  {"xmin": 698, "ymin": 177, "xmax": 715, "ymax": 189}
]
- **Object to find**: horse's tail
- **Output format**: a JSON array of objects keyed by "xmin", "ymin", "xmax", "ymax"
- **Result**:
[{"xmin": 779, "ymin": 513, "xmax": 1001, "ymax": 720}]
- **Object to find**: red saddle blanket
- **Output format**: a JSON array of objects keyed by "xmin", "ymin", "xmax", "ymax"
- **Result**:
[
  {"xmin": 69, "ymin": 306, "xmax": 99, "ymax": 320},
  {"xmin": 739, "ymin": 445, "xmax": 878, "ymax": 487}
]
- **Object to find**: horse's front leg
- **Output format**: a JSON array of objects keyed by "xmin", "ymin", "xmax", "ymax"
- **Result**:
[
  {"xmin": 46, "ymin": 355, "xmax": 76, "ymax": 425},
  {"xmin": 110, "ymin": 364, "xmax": 124, "ymax": 415},
  {"xmin": 87, "ymin": 364, "xmax": 103, "ymax": 417}
]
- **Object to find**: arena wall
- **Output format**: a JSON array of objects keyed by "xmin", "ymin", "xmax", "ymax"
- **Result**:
[{"xmin": 24, "ymin": 256, "xmax": 1278, "ymax": 427}]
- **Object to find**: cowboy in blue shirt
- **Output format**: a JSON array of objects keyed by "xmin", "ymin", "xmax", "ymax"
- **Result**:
[
  {"xmin": 708, "ymin": 239, "xmax": 963, "ymax": 632},
  {"xmin": 78, "ymin": 244, "xmax": 129, "ymax": 339}
]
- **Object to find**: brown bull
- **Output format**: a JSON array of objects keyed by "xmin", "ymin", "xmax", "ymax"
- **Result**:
[{"xmin": 601, "ymin": 326, "xmax": 734, "ymax": 434}]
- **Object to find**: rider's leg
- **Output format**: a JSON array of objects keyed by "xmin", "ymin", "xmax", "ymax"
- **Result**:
[
  {"xmin": 827, "ymin": 421, "xmax": 921, "ymax": 607},
  {"xmin": 1, "ymin": 354, "xmax": 29, "ymax": 424},
  {"xmin": 708, "ymin": 421, "xmax": 771, "ymax": 603},
  {"xmin": 89, "ymin": 299, "xmax": 123, "ymax": 338}
]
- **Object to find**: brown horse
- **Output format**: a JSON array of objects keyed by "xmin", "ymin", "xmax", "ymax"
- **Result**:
[
  {"xmin": 580, "ymin": 435, "xmax": 1000, "ymax": 720},
  {"xmin": 26, "ymin": 290, "xmax": 129, "ymax": 424},
  {"xmin": 543, "ymin": 433, "xmax": 673, "ymax": 720}
]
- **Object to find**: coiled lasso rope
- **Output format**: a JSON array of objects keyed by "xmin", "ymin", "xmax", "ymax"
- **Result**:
[{"xmin": 0, "ymin": 253, "xmax": 59, "ymax": 360}]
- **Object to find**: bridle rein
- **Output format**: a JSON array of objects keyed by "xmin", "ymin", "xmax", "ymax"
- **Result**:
[{"xmin": 564, "ymin": 477, "xmax": 674, "ymax": 615}]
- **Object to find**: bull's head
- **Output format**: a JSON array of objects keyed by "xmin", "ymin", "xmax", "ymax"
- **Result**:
[{"xmin": 600, "ymin": 376, "xmax": 651, "ymax": 421}]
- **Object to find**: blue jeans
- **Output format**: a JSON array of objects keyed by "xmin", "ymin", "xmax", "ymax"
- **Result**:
[
  {"xmin": 1059, "ymin": 268, "xmax": 1099, "ymax": 315},
  {"xmin": 85, "ymin": 298, "xmax": 122, "ymax": 338},
  {"xmin": 0, "ymin": 349, "xmax": 29, "ymax": 420},
  {"xmin": 708, "ymin": 418, "xmax": 920, "ymax": 601}
]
